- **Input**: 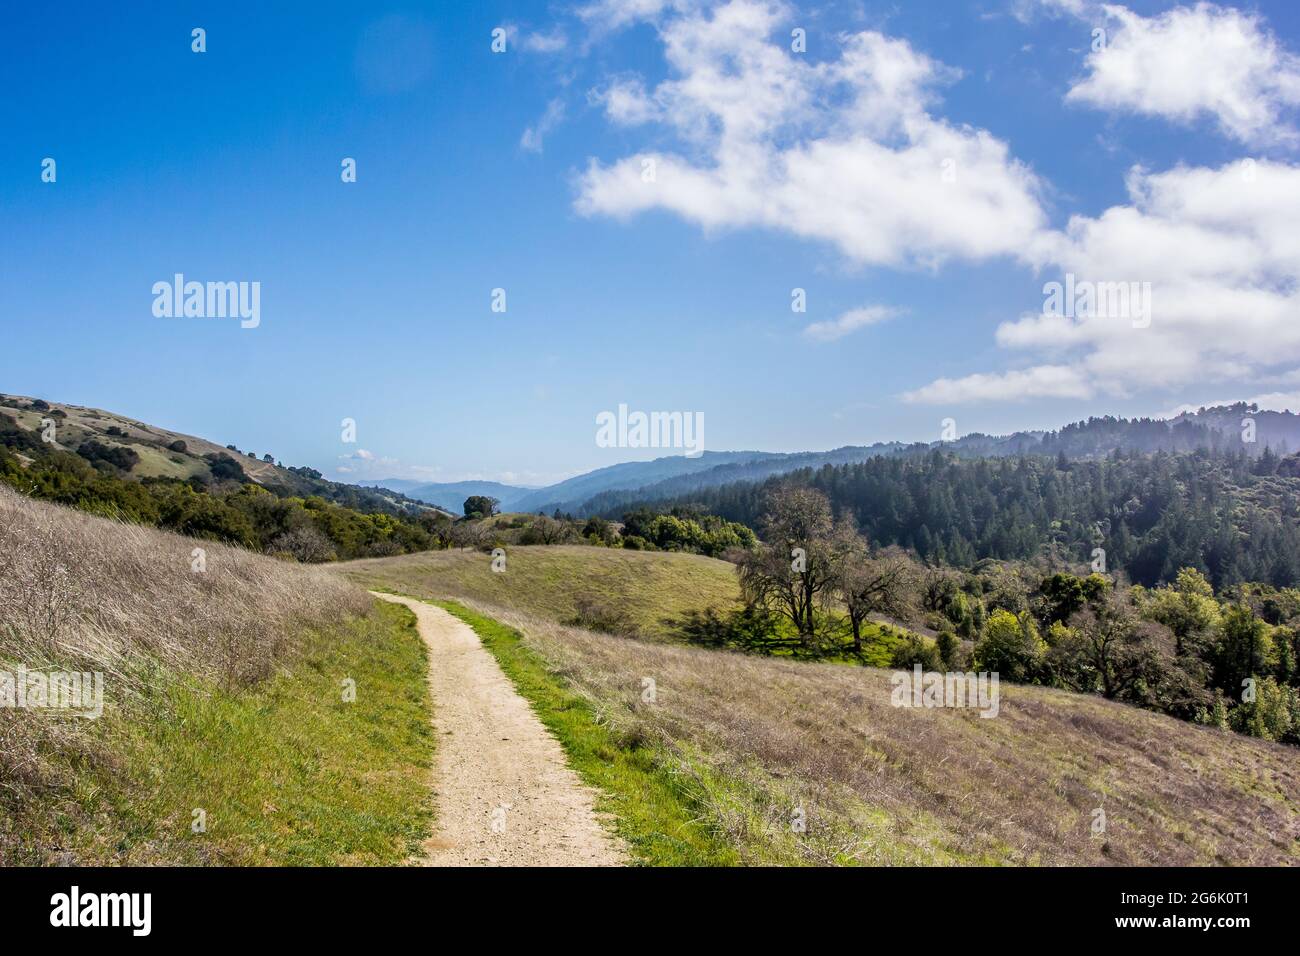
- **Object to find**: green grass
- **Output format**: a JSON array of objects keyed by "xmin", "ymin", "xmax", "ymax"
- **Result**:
[
  {"xmin": 438, "ymin": 600, "xmax": 740, "ymax": 866},
  {"xmin": 28, "ymin": 601, "xmax": 434, "ymax": 866},
  {"xmin": 345, "ymin": 545, "xmax": 742, "ymax": 641}
]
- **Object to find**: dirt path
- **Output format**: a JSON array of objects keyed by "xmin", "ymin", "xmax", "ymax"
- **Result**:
[{"xmin": 372, "ymin": 592, "xmax": 626, "ymax": 867}]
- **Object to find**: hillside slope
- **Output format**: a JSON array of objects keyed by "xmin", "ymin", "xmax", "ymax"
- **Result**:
[
  {"xmin": 0, "ymin": 392, "xmax": 432, "ymax": 516},
  {"xmin": 348, "ymin": 546, "xmax": 1300, "ymax": 864},
  {"xmin": 421, "ymin": 597, "xmax": 1300, "ymax": 865},
  {"xmin": 342, "ymin": 545, "xmax": 741, "ymax": 641},
  {"xmin": 0, "ymin": 486, "xmax": 433, "ymax": 865}
]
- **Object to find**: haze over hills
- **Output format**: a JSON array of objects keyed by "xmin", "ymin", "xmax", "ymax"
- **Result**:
[
  {"xmin": 369, "ymin": 403, "xmax": 1300, "ymax": 516},
  {"xmin": 367, "ymin": 451, "xmax": 788, "ymax": 513},
  {"xmin": 359, "ymin": 479, "xmax": 537, "ymax": 512}
]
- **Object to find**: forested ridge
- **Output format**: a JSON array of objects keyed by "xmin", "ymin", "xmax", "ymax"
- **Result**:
[{"xmin": 601, "ymin": 446, "xmax": 1300, "ymax": 590}]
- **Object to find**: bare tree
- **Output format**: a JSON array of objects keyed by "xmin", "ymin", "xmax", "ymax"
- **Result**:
[
  {"xmin": 447, "ymin": 520, "xmax": 487, "ymax": 550},
  {"xmin": 838, "ymin": 545, "xmax": 918, "ymax": 655},
  {"xmin": 530, "ymin": 514, "xmax": 572, "ymax": 545},
  {"xmin": 737, "ymin": 486, "xmax": 840, "ymax": 644},
  {"xmin": 921, "ymin": 565, "xmax": 959, "ymax": 615},
  {"xmin": 270, "ymin": 526, "xmax": 337, "ymax": 563}
]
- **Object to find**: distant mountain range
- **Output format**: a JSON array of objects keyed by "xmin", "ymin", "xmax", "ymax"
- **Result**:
[
  {"xmin": 366, "ymin": 451, "xmax": 783, "ymax": 513},
  {"xmin": 358, "ymin": 479, "xmax": 532, "ymax": 511},
  {"xmin": 368, "ymin": 402, "xmax": 1300, "ymax": 517}
]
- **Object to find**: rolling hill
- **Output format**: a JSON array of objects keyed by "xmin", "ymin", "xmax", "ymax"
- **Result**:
[
  {"xmin": 343, "ymin": 544, "xmax": 742, "ymax": 641},
  {"xmin": 347, "ymin": 545, "xmax": 1300, "ymax": 865},
  {"xmin": 0, "ymin": 392, "xmax": 437, "ymax": 517},
  {"xmin": 0, "ymin": 486, "xmax": 432, "ymax": 865}
]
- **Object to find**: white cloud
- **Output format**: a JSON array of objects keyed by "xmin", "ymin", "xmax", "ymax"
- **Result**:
[
  {"xmin": 906, "ymin": 158, "xmax": 1300, "ymax": 403},
  {"xmin": 502, "ymin": 23, "xmax": 571, "ymax": 54},
  {"xmin": 1066, "ymin": 3, "xmax": 1300, "ymax": 146},
  {"xmin": 803, "ymin": 305, "xmax": 897, "ymax": 342},
  {"xmin": 521, "ymin": 99, "xmax": 567, "ymax": 152},
  {"xmin": 575, "ymin": 0, "xmax": 1047, "ymax": 268},
  {"xmin": 1166, "ymin": 392, "xmax": 1300, "ymax": 417},
  {"xmin": 578, "ymin": 0, "xmax": 678, "ymax": 32},
  {"xmin": 575, "ymin": 0, "xmax": 1300, "ymax": 407},
  {"xmin": 521, "ymin": 28, "xmax": 568, "ymax": 53},
  {"xmin": 1009, "ymin": 0, "xmax": 1091, "ymax": 24},
  {"xmin": 335, "ymin": 450, "xmax": 400, "ymax": 478},
  {"xmin": 593, "ymin": 76, "xmax": 662, "ymax": 124},
  {"xmin": 901, "ymin": 364, "xmax": 1093, "ymax": 404}
]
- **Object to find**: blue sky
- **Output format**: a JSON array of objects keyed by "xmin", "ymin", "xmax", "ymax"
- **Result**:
[{"xmin": 4, "ymin": 0, "xmax": 1300, "ymax": 485}]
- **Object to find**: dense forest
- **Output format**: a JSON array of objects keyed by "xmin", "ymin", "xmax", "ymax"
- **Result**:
[
  {"xmin": 573, "ymin": 405, "xmax": 1300, "ymax": 515},
  {"xmin": 600, "ymin": 446, "xmax": 1300, "ymax": 591}
]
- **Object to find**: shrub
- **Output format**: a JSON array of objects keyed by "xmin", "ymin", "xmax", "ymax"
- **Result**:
[
  {"xmin": 669, "ymin": 604, "xmax": 778, "ymax": 651},
  {"xmin": 1230, "ymin": 677, "xmax": 1300, "ymax": 743},
  {"xmin": 567, "ymin": 595, "xmax": 632, "ymax": 635},
  {"xmin": 205, "ymin": 453, "xmax": 249, "ymax": 483},
  {"xmin": 936, "ymin": 630, "xmax": 959, "ymax": 669},
  {"xmin": 77, "ymin": 440, "xmax": 140, "ymax": 473},
  {"xmin": 973, "ymin": 609, "xmax": 1047, "ymax": 683},
  {"xmin": 890, "ymin": 635, "xmax": 943, "ymax": 671},
  {"xmin": 269, "ymin": 526, "xmax": 338, "ymax": 563}
]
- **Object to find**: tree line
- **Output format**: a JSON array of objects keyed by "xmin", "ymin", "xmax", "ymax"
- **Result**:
[
  {"xmin": 674, "ymin": 485, "xmax": 1300, "ymax": 745},
  {"xmin": 608, "ymin": 446, "xmax": 1300, "ymax": 591}
]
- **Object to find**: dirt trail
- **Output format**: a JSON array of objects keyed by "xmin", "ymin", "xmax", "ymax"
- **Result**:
[{"xmin": 372, "ymin": 592, "xmax": 626, "ymax": 867}]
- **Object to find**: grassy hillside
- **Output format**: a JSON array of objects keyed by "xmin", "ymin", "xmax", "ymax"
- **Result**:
[
  {"xmin": 434, "ymin": 598, "xmax": 1300, "ymax": 866},
  {"xmin": 0, "ymin": 487, "xmax": 433, "ymax": 865},
  {"xmin": 342, "ymin": 544, "xmax": 743, "ymax": 641},
  {"xmin": 0, "ymin": 392, "xmax": 432, "ymax": 516}
]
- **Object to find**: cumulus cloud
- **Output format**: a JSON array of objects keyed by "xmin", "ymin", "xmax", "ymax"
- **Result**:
[
  {"xmin": 575, "ymin": 0, "xmax": 1300, "ymax": 406},
  {"xmin": 592, "ymin": 76, "xmax": 662, "ymax": 124},
  {"xmin": 902, "ymin": 159, "xmax": 1300, "ymax": 403},
  {"xmin": 574, "ymin": 0, "xmax": 1046, "ymax": 268},
  {"xmin": 1066, "ymin": 3, "xmax": 1300, "ymax": 146},
  {"xmin": 803, "ymin": 305, "xmax": 897, "ymax": 342}
]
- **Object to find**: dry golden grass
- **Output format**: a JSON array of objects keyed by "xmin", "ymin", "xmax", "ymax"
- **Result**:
[
  {"xmin": 343, "ymin": 544, "xmax": 741, "ymax": 641},
  {"xmin": 0, "ymin": 485, "xmax": 370, "ymax": 848},
  {"xmin": 444, "ymin": 595, "xmax": 1300, "ymax": 866}
]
